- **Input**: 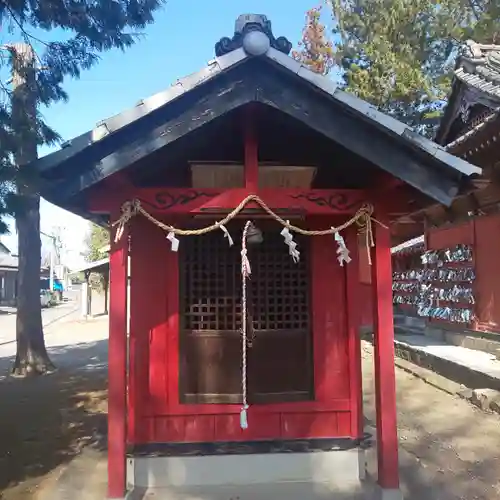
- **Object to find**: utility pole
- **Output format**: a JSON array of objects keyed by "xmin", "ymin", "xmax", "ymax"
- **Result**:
[
  {"xmin": 9, "ymin": 42, "xmax": 54, "ymax": 374},
  {"xmin": 41, "ymin": 230, "xmax": 58, "ymax": 292}
]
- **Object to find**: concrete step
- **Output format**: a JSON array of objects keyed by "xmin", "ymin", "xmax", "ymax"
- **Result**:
[
  {"xmin": 393, "ymin": 313, "xmax": 425, "ymax": 333},
  {"xmin": 424, "ymin": 326, "xmax": 500, "ymax": 360},
  {"xmin": 393, "ymin": 313, "xmax": 500, "ymax": 359},
  {"xmin": 392, "ymin": 335, "xmax": 500, "ymax": 392},
  {"xmin": 125, "ymin": 481, "xmax": 375, "ymax": 499},
  {"xmin": 394, "ymin": 324, "xmax": 425, "ymax": 336}
]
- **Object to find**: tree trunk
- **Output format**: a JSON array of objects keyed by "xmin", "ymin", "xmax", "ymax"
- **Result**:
[
  {"xmin": 12, "ymin": 193, "xmax": 55, "ymax": 376},
  {"xmin": 9, "ymin": 43, "xmax": 55, "ymax": 376}
]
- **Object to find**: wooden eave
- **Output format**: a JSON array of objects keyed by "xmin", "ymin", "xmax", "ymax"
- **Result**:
[
  {"xmin": 447, "ymin": 112, "xmax": 500, "ymax": 166},
  {"xmin": 31, "ymin": 46, "xmax": 480, "ymax": 222}
]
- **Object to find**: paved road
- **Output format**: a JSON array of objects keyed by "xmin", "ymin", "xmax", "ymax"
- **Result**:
[
  {"xmin": 0, "ymin": 289, "xmax": 109, "ymax": 349},
  {"xmin": 0, "ymin": 291, "xmax": 108, "ymax": 374},
  {"xmin": 0, "ymin": 289, "xmax": 83, "ymax": 346}
]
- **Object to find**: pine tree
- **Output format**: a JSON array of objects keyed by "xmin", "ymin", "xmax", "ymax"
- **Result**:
[
  {"xmin": 326, "ymin": 0, "xmax": 500, "ymax": 136},
  {"xmin": 1, "ymin": 0, "xmax": 165, "ymax": 376}
]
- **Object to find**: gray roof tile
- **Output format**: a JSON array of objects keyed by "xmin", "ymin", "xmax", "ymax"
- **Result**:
[
  {"xmin": 0, "ymin": 254, "xmax": 18, "ymax": 268},
  {"xmin": 36, "ymin": 29, "xmax": 481, "ymax": 180},
  {"xmin": 454, "ymin": 41, "xmax": 500, "ymax": 100}
]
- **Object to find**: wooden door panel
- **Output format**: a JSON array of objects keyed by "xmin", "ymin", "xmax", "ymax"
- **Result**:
[
  {"xmin": 179, "ymin": 221, "xmax": 313, "ymax": 404},
  {"xmin": 181, "ymin": 332, "xmax": 242, "ymax": 404},
  {"xmin": 247, "ymin": 330, "xmax": 312, "ymax": 403}
]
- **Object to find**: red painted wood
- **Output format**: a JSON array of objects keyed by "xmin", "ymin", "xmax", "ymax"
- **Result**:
[
  {"xmin": 127, "ymin": 221, "xmax": 138, "ymax": 444},
  {"xmin": 371, "ymin": 217, "xmax": 400, "ymax": 490},
  {"xmin": 108, "ymin": 209, "xmax": 129, "ymax": 499},
  {"xmin": 359, "ymin": 283, "xmax": 373, "ymax": 327},
  {"xmin": 214, "ymin": 413, "xmax": 281, "ymax": 441},
  {"xmin": 144, "ymin": 411, "xmax": 350, "ymax": 442},
  {"xmin": 473, "ymin": 214, "xmax": 500, "ymax": 333},
  {"xmin": 336, "ymin": 410, "xmax": 352, "ymax": 436},
  {"xmin": 427, "ymin": 221, "xmax": 474, "ymax": 248},
  {"xmin": 358, "ymin": 233, "xmax": 372, "ymax": 285},
  {"xmin": 281, "ymin": 412, "xmax": 341, "ymax": 439},
  {"xmin": 88, "ymin": 187, "xmax": 367, "ymax": 215},
  {"xmin": 165, "ymin": 241, "xmax": 180, "ymax": 414},
  {"xmin": 129, "ymin": 213, "xmax": 355, "ymax": 444},
  {"xmin": 145, "ymin": 399, "xmax": 351, "ymax": 417},
  {"xmin": 345, "ymin": 226, "xmax": 364, "ymax": 438},
  {"xmin": 129, "ymin": 218, "xmax": 170, "ymax": 429},
  {"xmin": 311, "ymin": 230, "xmax": 349, "ymax": 404},
  {"xmin": 244, "ymin": 106, "xmax": 258, "ymax": 190}
]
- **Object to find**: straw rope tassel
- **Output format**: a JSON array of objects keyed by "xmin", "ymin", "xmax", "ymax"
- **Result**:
[{"xmin": 240, "ymin": 221, "xmax": 252, "ymax": 430}]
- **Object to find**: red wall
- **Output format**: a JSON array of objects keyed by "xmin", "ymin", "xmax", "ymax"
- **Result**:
[
  {"xmin": 358, "ymin": 237, "xmax": 373, "ymax": 327},
  {"xmin": 427, "ymin": 215, "xmax": 500, "ymax": 334},
  {"xmin": 128, "ymin": 217, "xmax": 361, "ymax": 444}
]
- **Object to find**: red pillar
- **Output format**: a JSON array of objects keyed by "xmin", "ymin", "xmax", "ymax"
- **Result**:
[
  {"xmin": 345, "ymin": 226, "xmax": 363, "ymax": 438},
  {"xmin": 244, "ymin": 105, "xmax": 258, "ymax": 190},
  {"xmin": 108, "ymin": 216, "xmax": 129, "ymax": 499},
  {"xmin": 371, "ymin": 219, "xmax": 400, "ymax": 490}
]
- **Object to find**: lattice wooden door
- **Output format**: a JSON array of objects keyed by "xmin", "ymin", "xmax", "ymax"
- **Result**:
[{"xmin": 179, "ymin": 221, "xmax": 313, "ymax": 404}]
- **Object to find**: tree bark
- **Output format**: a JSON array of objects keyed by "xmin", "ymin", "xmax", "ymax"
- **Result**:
[
  {"xmin": 9, "ymin": 43, "xmax": 55, "ymax": 376},
  {"xmin": 13, "ymin": 193, "xmax": 55, "ymax": 375}
]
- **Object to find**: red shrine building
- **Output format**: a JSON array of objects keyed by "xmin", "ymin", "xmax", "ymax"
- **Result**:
[
  {"xmin": 391, "ymin": 41, "xmax": 500, "ymax": 337},
  {"xmin": 33, "ymin": 14, "xmax": 480, "ymax": 500}
]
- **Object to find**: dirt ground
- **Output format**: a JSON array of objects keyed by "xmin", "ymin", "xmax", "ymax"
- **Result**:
[
  {"xmin": 0, "ymin": 335, "xmax": 499, "ymax": 499},
  {"xmin": 362, "ymin": 341, "xmax": 500, "ymax": 500},
  {"xmin": 0, "ymin": 316, "xmax": 109, "ymax": 500},
  {"xmin": 0, "ymin": 368, "xmax": 107, "ymax": 499}
]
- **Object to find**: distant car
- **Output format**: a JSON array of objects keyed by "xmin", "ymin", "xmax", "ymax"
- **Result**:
[{"xmin": 40, "ymin": 290, "xmax": 51, "ymax": 308}]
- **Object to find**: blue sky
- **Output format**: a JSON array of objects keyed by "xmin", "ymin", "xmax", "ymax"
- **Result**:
[{"xmin": 0, "ymin": 0, "xmax": 332, "ymax": 267}]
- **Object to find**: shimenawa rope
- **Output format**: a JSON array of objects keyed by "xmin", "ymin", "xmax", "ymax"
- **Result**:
[{"xmin": 112, "ymin": 194, "xmax": 382, "ymax": 262}]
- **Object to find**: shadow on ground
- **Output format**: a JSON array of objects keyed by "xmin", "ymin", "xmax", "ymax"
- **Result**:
[
  {"xmin": 0, "ymin": 340, "xmax": 108, "ymax": 499},
  {"xmin": 362, "ymin": 342, "xmax": 500, "ymax": 500}
]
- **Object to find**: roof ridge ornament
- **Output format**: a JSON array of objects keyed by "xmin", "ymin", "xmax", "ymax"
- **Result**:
[
  {"xmin": 461, "ymin": 39, "xmax": 500, "ymax": 61},
  {"xmin": 215, "ymin": 14, "xmax": 292, "ymax": 57}
]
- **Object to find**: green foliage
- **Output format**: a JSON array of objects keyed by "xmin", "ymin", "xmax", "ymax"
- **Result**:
[
  {"xmin": 84, "ymin": 223, "xmax": 110, "ymax": 292},
  {"xmin": 0, "ymin": 0, "xmax": 165, "ymax": 223},
  {"xmin": 327, "ymin": 0, "xmax": 500, "ymax": 136},
  {"xmin": 84, "ymin": 223, "xmax": 110, "ymax": 263}
]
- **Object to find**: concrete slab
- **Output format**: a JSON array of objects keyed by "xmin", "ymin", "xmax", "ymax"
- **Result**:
[
  {"xmin": 128, "ymin": 449, "xmax": 363, "ymax": 488},
  {"xmin": 126, "ymin": 481, "xmax": 374, "ymax": 499},
  {"xmin": 395, "ymin": 333, "xmax": 500, "ymax": 382}
]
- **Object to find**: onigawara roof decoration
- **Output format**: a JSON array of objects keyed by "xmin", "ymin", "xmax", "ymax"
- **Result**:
[
  {"xmin": 436, "ymin": 40, "xmax": 500, "ymax": 148},
  {"xmin": 456, "ymin": 40, "xmax": 500, "ymax": 101},
  {"xmin": 215, "ymin": 14, "xmax": 292, "ymax": 57},
  {"xmin": 31, "ymin": 14, "xmax": 481, "ymax": 230}
]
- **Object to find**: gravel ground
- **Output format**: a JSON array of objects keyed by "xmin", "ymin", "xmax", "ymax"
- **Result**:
[{"xmin": 362, "ymin": 341, "xmax": 500, "ymax": 500}]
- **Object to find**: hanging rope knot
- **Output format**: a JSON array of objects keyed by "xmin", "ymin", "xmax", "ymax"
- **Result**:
[
  {"xmin": 355, "ymin": 203, "xmax": 385, "ymax": 266},
  {"xmin": 241, "ymin": 248, "xmax": 251, "ymax": 277},
  {"xmin": 112, "ymin": 199, "xmax": 141, "ymax": 242}
]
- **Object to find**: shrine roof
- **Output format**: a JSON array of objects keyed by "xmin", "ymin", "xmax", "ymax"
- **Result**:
[
  {"xmin": 436, "ymin": 40, "xmax": 500, "ymax": 146},
  {"xmin": 391, "ymin": 235, "xmax": 424, "ymax": 255},
  {"xmin": 32, "ymin": 14, "xmax": 480, "ymax": 220}
]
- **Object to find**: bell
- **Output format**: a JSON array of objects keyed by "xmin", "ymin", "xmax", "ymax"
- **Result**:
[{"xmin": 246, "ymin": 222, "xmax": 263, "ymax": 245}]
